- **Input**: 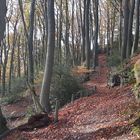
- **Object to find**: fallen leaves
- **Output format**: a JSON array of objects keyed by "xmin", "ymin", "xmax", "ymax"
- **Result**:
[{"xmin": 3, "ymin": 54, "xmax": 139, "ymax": 140}]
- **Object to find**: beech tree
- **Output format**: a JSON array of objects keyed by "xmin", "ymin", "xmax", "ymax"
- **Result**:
[
  {"xmin": 93, "ymin": 0, "xmax": 99, "ymax": 67},
  {"xmin": 131, "ymin": 0, "xmax": 140, "ymax": 55},
  {"xmin": 0, "ymin": 0, "xmax": 8, "ymax": 135},
  {"xmin": 40, "ymin": 0, "xmax": 55, "ymax": 113},
  {"xmin": 121, "ymin": 0, "xmax": 130, "ymax": 60},
  {"xmin": 28, "ymin": 0, "xmax": 36, "ymax": 84},
  {"xmin": 85, "ymin": 0, "xmax": 90, "ymax": 69},
  {"xmin": 126, "ymin": 0, "xmax": 135, "ymax": 58}
]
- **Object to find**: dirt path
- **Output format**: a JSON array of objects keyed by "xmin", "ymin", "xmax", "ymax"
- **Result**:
[{"xmin": 3, "ymin": 54, "xmax": 138, "ymax": 140}]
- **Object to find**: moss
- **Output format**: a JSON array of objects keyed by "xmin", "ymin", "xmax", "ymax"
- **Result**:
[{"xmin": 134, "ymin": 60, "xmax": 140, "ymax": 85}]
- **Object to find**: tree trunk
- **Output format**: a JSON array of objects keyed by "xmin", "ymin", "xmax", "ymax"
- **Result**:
[
  {"xmin": 17, "ymin": 35, "xmax": 21, "ymax": 77},
  {"xmin": 121, "ymin": 0, "xmax": 130, "ymax": 61},
  {"xmin": 106, "ymin": 3, "xmax": 110, "ymax": 55},
  {"xmin": 0, "ymin": 0, "xmax": 8, "ymax": 135},
  {"xmin": 126, "ymin": 0, "xmax": 135, "ymax": 58},
  {"xmin": 0, "ymin": 0, "xmax": 6, "ymax": 42},
  {"xmin": 40, "ymin": 0, "xmax": 55, "ymax": 113},
  {"xmin": 119, "ymin": 0, "xmax": 122, "ymax": 52},
  {"xmin": 85, "ymin": 0, "xmax": 90, "ymax": 69},
  {"xmin": 81, "ymin": 0, "xmax": 86, "ymax": 62},
  {"xmin": 71, "ymin": 0, "xmax": 75, "ymax": 65},
  {"xmin": 93, "ymin": 0, "xmax": 99, "ymax": 67},
  {"xmin": 8, "ymin": 20, "xmax": 18, "ymax": 93},
  {"xmin": 58, "ymin": 0, "xmax": 63, "ymax": 64},
  {"xmin": 65, "ymin": 0, "xmax": 70, "ymax": 63},
  {"xmin": 0, "ymin": 107, "xmax": 8, "ymax": 135},
  {"xmin": 18, "ymin": 0, "xmax": 28, "ymax": 40},
  {"xmin": 28, "ymin": 0, "xmax": 36, "ymax": 84},
  {"xmin": 131, "ymin": 0, "xmax": 140, "ymax": 55}
]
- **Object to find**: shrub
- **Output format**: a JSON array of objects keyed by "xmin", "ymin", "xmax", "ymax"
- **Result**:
[
  {"xmin": 0, "ymin": 77, "xmax": 27, "ymax": 105},
  {"xmin": 107, "ymin": 45, "xmax": 121, "ymax": 67},
  {"xmin": 132, "ymin": 126, "xmax": 140, "ymax": 135},
  {"xmin": 51, "ymin": 64, "xmax": 82, "ymax": 107},
  {"xmin": 0, "ymin": 93, "xmax": 21, "ymax": 105},
  {"xmin": 26, "ymin": 106, "xmax": 36, "ymax": 117},
  {"xmin": 107, "ymin": 53, "xmax": 121, "ymax": 67},
  {"xmin": 10, "ymin": 77, "xmax": 27, "ymax": 94}
]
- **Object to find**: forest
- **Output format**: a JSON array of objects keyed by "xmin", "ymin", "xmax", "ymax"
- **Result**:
[{"xmin": 0, "ymin": 0, "xmax": 140, "ymax": 139}]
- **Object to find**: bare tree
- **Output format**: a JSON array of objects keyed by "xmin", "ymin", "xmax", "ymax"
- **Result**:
[
  {"xmin": 121, "ymin": 0, "xmax": 130, "ymax": 61},
  {"xmin": 0, "ymin": 0, "xmax": 8, "ymax": 135},
  {"xmin": 28, "ymin": 0, "xmax": 36, "ymax": 84},
  {"xmin": 40, "ymin": 0, "xmax": 55, "ymax": 113},
  {"xmin": 126, "ymin": 0, "xmax": 135, "ymax": 58},
  {"xmin": 93, "ymin": 0, "xmax": 99, "ymax": 67},
  {"xmin": 131, "ymin": 0, "xmax": 140, "ymax": 55},
  {"xmin": 85, "ymin": 0, "xmax": 90, "ymax": 69}
]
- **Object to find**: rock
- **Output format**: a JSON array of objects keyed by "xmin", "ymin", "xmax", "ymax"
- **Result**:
[{"xmin": 107, "ymin": 74, "xmax": 121, "ymax": 88}]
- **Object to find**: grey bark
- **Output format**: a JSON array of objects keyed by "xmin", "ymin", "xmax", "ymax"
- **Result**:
[
  {"xmin": 0, "ymin": 0, "xmax": 8, "ymax": 135},
  {"xmin": 65, "ymin": 0, "xmax": 70, "ymax": 63},
  {"xmin": 8, "ymin": 20, "xmax": 18, "ymax": 93},
  {"xmin": 131, "ymin": 0, "xmax": 140, "ymax": 55},
  {"xmin": 93, "ymin": 0, "xmax": 99, "ymax": 67},
  {"xmin": 85, "ymin": 0, "xmax": 90, "ymax": 69},
  {"xmin": 18, "ymin": 0, "xmax": 28, "ymax": 40},
  {"xmin": 0, "ymin": 0, "xmax": 6, "ymax": 42},
  {"xmin": 28, "ymin": 0, "xmax": 36, "ymax": 84},
  {"xmin": 81, "ymin": 0, "xmax": 86, "ymax": 62},
  {"xmin": 126, "ymin": 0, "xmax": 135, "ymax": 58},
  {"xmin": 121, "ymin": 0, "xmax": 130, "ymax": 60},
  {"xmin": 40, "ymin": 0, "xmax": 55, "ymax": 113},
  {"xmin": 119, "ymin": 0, "xmax": 122, "ymax": 52},
  {"xmin": 58, "ymin": 0, "xmax": 63, "ymax": 64}
]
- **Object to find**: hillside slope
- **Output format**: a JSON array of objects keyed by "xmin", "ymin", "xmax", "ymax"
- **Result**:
[{"xmin": 3, "ymin": 54, "xmax": 139, "ymax": 140}]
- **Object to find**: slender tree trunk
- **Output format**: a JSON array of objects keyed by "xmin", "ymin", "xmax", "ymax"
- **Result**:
[
  {"xmin": 93, "ymin": 0, "xmax": 99, "ymax": 67},
  {"xmin": 28, "ymin": 0, "xmax": 36, "ymax": 84},
  {"xmin": 0, "ymin": 107, "xmax": 8, "ymax": 135},
  {"xmin": 65, "ymin": 0, "xmax": 70, "ymax": 63},
  {"xmin": 2, "ymin": 39, "xmax": 9, "ymax": 96},
  {"xmin": 58, "ymin": 0, "xmax": 63, "ymax": 64},
  {"xmin": 85, "ymin": 0, "xmax": 90, "ymax": 69},
  {"xmin": 40, "ymin": 0, "xmax": 55, "ymax": 113},
  {"xmin": 107, "ymin": 4, "xmax": 110, "ymax": 55},
  {"xmin": 0, "ymin": 0, "xmax": 6, "ymax": 42},
  {"xmin": 126, "ymin": 0, "xmax": 135, "ymax": 58},
  {"xmin": 0, "ymin": 0, "xmax": 8, "ymax": 134},
  {"xmin": 81, "ymin": 0, "xmax": 86, "ymax": 62},
  {"xmin": 18, "ymin": 0, "xmax": 28, "ymax": 40},
  {"xmin": 121, "ymin": 0, "xmax": 130, "ymax": 61},
  {"xmin": 78, "ymin": 0, "xmax": 83, "ymax": 64},
  {"xmin": 71, "ymin": 0, "xmax": 75, "ymax": 65},
  {"xmin": 8, "ymin": 20, "xmax": 18, "ymax": 93},
  {"xmin": 119, "ymin": 0, "xmax": 122, "ymax": 52},
  {"xmin": 131, "ymin": 0, "xmax": 140, "ymax": 55},
  {"xmin": 17, "ymin": 35, "xmax": 21, "ymax": 77}
]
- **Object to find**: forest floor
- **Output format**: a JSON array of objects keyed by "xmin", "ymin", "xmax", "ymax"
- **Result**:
[{"xmin": 2, "ymin": 54, "xmax": 140, "ymax": 140}]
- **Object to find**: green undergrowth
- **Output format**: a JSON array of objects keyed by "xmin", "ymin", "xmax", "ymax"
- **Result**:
[
  {"xmin": 51, "ymin": 64, "xmax": 85, "ymax": 108},
  {"xmin": 0, "ymin": 93, "xmax": 24, "ymax": 105},
  {"xmin": 0, "ymin": 76, "xmax": 27, "ymax": 105},
  {"xmin": 107, "ymin": 43, "xmax": 121, "ymax": 67},
  {"xmin": 132, "ymin": 116, "xmax": 140, "ymax": 136}
]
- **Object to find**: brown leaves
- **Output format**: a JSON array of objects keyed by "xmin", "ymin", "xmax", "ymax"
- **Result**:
[{"xmin": 3, "ymin": 54, "xmax": 138, "ymax": 140}]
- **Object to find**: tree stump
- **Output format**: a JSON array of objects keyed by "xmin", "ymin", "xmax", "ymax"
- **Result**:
[{"xmin": 0, "ymin": 107, "xmax": 8, "ymax": 135}]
